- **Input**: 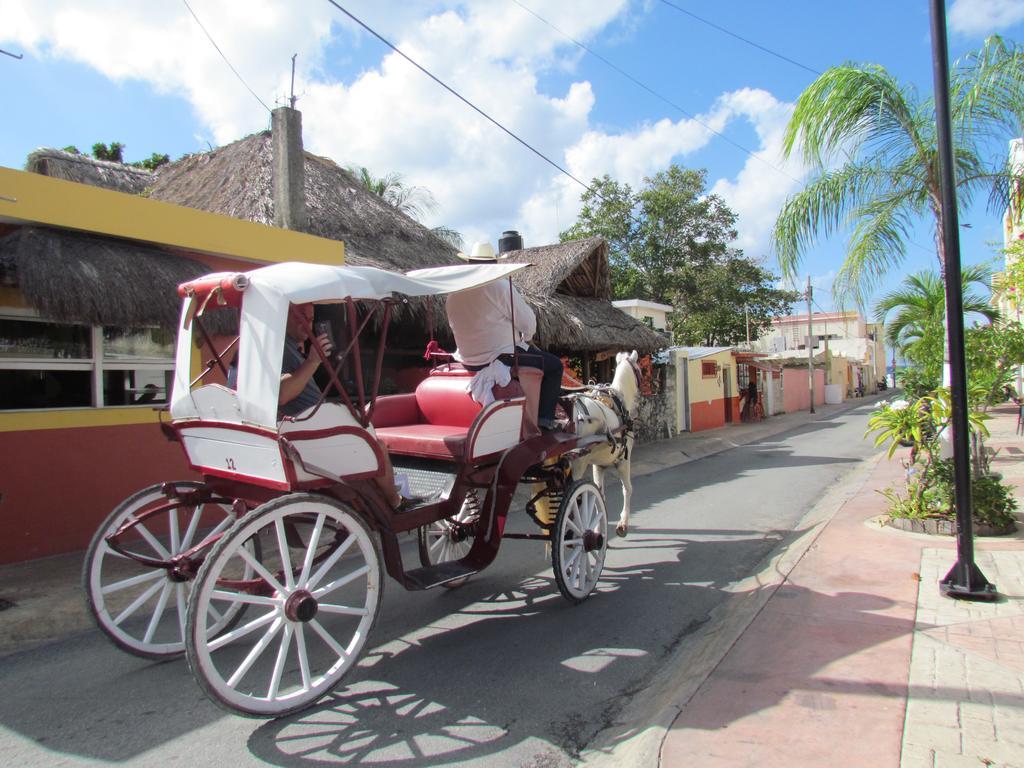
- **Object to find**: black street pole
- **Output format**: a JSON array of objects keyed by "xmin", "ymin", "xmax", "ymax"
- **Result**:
[{"xmin": 929, "ymin": 0, "xmax": 996, "ymax": 601}]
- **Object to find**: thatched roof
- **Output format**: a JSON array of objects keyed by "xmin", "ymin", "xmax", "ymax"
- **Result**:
[
  {"xmin": 0, "ymin": 226, "xmax": 211, "ymax": 328},
  {"xmin": 25, "ymin": 149, "xmax": 153, "ymax": 195},
  {"xmin": 502, "ymin": 236, "xmax": 668, "ymax": 354},
  {"xmin": 147, "ymin": 132, "xmax": 461, "ymax": 272}
]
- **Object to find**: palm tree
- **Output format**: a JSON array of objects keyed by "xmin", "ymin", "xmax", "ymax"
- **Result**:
[
  {"xmin": 350, "ymin": 166, "xmax": 463, "ymax": 249},
  {"xmin": 773, "ymin": 35, "xmax": 1024, "ymax": 305},
  {"xmin": 874, "ymin": 265, "xmax": 998, "ymax": 365}
]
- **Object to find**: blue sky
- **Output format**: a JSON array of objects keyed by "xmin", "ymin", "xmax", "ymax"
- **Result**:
[{"xmin": 3, "ymin": 0, "xmax": 1024, "ymax": 314}]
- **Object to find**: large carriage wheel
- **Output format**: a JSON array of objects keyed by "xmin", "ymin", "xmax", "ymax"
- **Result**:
[
  {"xmin": 186, "ymin": 494, "xmax": 383, "ymax": 718},
  {"xmin": 551, "ymin": 480, "xmax": 608, "ymax": 604},
  {"xmin": 83, "ymin": 481, "xmax": 251, "ymax": 659},
  {"xmin": 417, "ymin": 489, "xmax": 479, "ymax": 589}
]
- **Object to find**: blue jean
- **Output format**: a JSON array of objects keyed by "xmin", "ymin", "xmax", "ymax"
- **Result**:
[
  {"xmin": 467, "ymin": 345, "xmax": 564, "ymax": 425},
  {"xmin": 497, "ymin": 345, "xmax": 563, "ymax": 425}
]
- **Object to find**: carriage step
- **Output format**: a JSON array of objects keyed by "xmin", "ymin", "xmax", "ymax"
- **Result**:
[{"xmin": 403, "ymin": 561, "xmax": 478, "ymax": 590}]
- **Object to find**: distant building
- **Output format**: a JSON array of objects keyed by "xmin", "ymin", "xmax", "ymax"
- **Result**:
[
  {"xmin": 751, "ymin": 311, "xmax": 886, "ymax": 397},
  {"xmin": 612, "ymin": 298, "xmax": 674, "ymax": 333}
]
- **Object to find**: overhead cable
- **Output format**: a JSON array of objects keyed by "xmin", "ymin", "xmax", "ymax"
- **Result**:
[
  {"xmin": 182, "ymin": 0, "xmax": 271, "ymax": 112},
  {"xmin": 510, "ymin": 0, "xmax": 801, "ymax": 184},
  {"xmin": 323, "ymin": 0, "xmax": 607, "ymax": 209},
  {"xmin": 657, "ymin": 0, "xmax": 820, "ymax": 76}
]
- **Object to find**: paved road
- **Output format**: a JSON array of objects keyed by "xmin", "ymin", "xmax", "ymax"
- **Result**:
[{"xmin": 0, "ymin": 403, "xmax": 881, "ymax": 767}]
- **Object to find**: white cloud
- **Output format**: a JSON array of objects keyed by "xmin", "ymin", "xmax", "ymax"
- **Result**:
[
  {"xmin": 708, "ymin": 89, "xmax": 803, "ymax": 260},
  {"xmin": 1, "ymin": 0, "xmax": 803, "ymax": 260},
  {"xmin": 949, "ymin": 0, "xmax": 1024, "ymax": 36}
]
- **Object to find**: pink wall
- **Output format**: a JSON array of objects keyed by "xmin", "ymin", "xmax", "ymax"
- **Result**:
[{"xmin": 782, "ymin": 368, "xmax": 826, "ymax": 413}]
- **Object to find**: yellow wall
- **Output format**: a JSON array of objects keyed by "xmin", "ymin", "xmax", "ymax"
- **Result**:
[
  {"xmin": 0, "ymin": 167, "xmax": 344, "ymax": 266},
  {"xmin": 686, "ymin": 351, "xmax": 735, "ymax": 402}
]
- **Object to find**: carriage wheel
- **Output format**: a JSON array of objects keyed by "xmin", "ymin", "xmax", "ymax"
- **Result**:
[
  {"xmin": 417, "ymin": 489, "xmax": 479, "ymax": 589},
  {"xmin": 551, "ymin": 480, "xmax": 608, "ymax": 604},
  {"xmin": 83, "ymin": 481, "xmax": 251, "ymax": 659},
  {"xmin": 186, "ymin": 494, "xmax": 383, "ymax": 717}
]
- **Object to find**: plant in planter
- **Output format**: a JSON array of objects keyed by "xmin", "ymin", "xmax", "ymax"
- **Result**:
[{"xmin": 866, "ymin": 389, "xmax": 1014, "ymax": 532}]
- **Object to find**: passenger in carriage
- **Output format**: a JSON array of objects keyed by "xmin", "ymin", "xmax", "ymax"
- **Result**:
[
  {"xmin": 275, "ymin": 303, "xmax": 410, "ymax": 510},
  {"xmin": 446, "ymin": 241, "xmax": 564, "ymax": 431}
]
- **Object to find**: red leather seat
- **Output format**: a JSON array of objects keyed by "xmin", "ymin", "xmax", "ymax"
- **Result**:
[{"xmin": 373, "ymin": 371, "xmax": 482, "ymax": 460}]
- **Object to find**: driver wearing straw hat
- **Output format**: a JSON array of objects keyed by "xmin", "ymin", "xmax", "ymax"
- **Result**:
[{"xmin": 446, "ymin": 241, "xmax": 564, "ymax": 430}]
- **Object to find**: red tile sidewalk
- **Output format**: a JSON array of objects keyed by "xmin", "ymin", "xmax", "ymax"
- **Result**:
[{"xmin": 661, "ymin": 403, "xmax": 1024, "ymax": 768}]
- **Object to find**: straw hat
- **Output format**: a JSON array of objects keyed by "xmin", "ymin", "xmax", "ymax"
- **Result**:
[{"xmin": 456, "ymin": 241, "xmax": 506, "ymax": 261}]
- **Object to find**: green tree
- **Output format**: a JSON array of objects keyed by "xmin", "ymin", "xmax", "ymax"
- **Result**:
[
  {"xmin": 131, "ymin": 152, "xmax": 171, "ymax": 171},
  {"xmin": 561, "ymin": 165, "xmax": 737, "ymax": 304},
  {"xmin": 672, "ymin": 256, "xmax": 800, "ymax": 346},
  {"xmin": 561, "ymin": 165, "xmax": 797, "ymax": 345},
  {"xmin": 91, "ymin": 142, "xmax": 125, "ymax": 163},
  {"xmin": 350, "ymin": 165, "xmax": 462, "ymax": 248},
  {"xmin": 773, "ymin": 35, "xmax": 1024, "ymax": 304},
  {"xmin": 873, "ymin": 265, "xmax": 997, "ymax": 383}
]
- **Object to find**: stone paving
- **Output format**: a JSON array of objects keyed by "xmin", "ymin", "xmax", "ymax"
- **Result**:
[{"xmin": 903, "ymin": 550, "xmax": 1024, "ymax": 768}]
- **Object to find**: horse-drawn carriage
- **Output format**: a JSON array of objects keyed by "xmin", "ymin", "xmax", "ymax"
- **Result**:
[{"xmin": 83, "ymin": 261, "xmax": 637, "ymax": 717}]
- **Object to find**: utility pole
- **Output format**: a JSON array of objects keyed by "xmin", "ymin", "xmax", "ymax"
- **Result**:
[{"xmin": 806, "ymin": 276, "xmax": 815, "ymax": 414}]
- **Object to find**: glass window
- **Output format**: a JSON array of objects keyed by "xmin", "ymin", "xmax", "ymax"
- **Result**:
[
  {"xmin": 103, "ymin": 369, "xmax": 173, "ymax": 406},
  {"xmin": 1, "ymin": 314, "xmax": 176, "ymax": 411},
  {"xmin": 0, "ymin": 369, "xmax": 93, "ymax": 409},
  {"xmin": 103, "ymin": 326, "xmax": 174, "ymax": 360},
  {"xmin": 0, "ymin": 317, "xmax": 91, "ymax": 359}
]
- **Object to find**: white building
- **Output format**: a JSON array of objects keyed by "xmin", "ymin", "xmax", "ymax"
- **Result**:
[{"xmin": 612, "ymin": 299, "xmax": 674, "ymax": 332}]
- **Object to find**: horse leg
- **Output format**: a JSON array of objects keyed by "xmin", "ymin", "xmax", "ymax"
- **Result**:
[
  {"xmin": 616, "ymin": 459, "xmax": 633, "ymax": 538},
  {"xmin": 592, "ymin": 463, "xmax": 605, "ymax": 494}
]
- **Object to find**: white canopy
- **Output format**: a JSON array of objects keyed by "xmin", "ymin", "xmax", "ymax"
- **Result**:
[{"xmin": 172, "ymin": 262, "xmax": 530, "ymax": 428}]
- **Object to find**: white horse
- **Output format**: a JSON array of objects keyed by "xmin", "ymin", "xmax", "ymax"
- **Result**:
[{"xmin": 570, "ymin": 350, "xmax": 640, "ymax": 537}]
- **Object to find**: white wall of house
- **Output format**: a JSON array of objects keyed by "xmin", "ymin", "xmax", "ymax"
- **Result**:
[{"xmin": 613, "ymin": 299, "xmax": 674, "ymax": 331}]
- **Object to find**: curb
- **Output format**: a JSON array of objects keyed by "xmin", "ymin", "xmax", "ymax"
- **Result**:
[{"xmin": 580, "ymin": 424, "xmax": 885, "ymax": 767}]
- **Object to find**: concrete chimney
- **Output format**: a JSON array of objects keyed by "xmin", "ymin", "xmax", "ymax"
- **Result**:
[{"xmin": 271, "ymin": 106, "xmax": 308, "ymax": 231}]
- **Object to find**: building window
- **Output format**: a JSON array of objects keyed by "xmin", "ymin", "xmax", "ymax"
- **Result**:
[
  {"xmin": 0, "ymin": 313, "xmax": 174, "ymax": 411},
  {"xmin": 701, "ymin": 360, "xmax": 717, "ymax": 378}
]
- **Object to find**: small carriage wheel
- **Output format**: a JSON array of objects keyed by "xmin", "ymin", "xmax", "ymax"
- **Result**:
[
  {"xmin": 83, "ymin": 481, "xmax": 253, "ymax": 659},
  {"xmin": 416, "ymin": 490, "xmax": 480, "ymax": 589},
  {"xmin": 551, "ymin": 480, "xmax": 608, "ymax": 604},
  {"xmin": 186, "ymin": 494, "xmax": 383, "ymax": 718}
]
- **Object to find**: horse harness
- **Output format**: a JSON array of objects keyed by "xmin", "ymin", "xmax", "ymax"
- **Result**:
[{"xmin": 571, "ymin": 383, "xmax": 635, "ymax": 461}]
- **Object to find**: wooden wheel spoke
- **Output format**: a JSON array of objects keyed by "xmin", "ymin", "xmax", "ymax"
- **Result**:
[
  {"xmin": 316, "ymin": 603, "xmax": 369, "ymax": 617},
  {"xmin": 294, "ymin": 623, "xmax": 312, "ymax": 691},
  {"xmin": 101, "ymin": 567, "xmax": 164, "ymax": 595},
  {"xmin": 297, "ymin": 513, "xmax": 326, "ymax": 586},
  {"xmin": 142, "ymin": 582, "xmax": 173, "ymax": 643},
  {"xmin": 133, "ymin": 521, "xmax": 171, "ymax": 560},
  {"xmin": 207, "ymin": 609, "xmax": 278, "ymax": 651},
  {"xmin": 210, "ymin": 590, "xmax": 279, "ymax": 607},
  {"xmin": 226, "ymin": 617, "xmax": 284, "ymax": 689},
  {"xmin": 306, "ymin": 533, "xmax": 356, "ymax": 591},
  {"xmin": 180, "ymin": 504, "xmax": 204, "ymax": 551},
  {"xmin": 311, "ymin": 564, "xmax": 369, "ymax": 599},
  {"xmin": 275, "ymin": 518, "xmax": 295, "ymax": 590},
  {"xmin": 308, "ymin": 617, "xmax": 349, "ymax": 661},
  {"xmin": 268, "ymin": 624, "xmax": 295, "ymax": 700},
  {"xmin": 114, "ymin": 578, "xmax": 165, "ymax": 625},
  {"xmin": 237, "ymin": 543, "xmax": 286, "ymax": 595}
]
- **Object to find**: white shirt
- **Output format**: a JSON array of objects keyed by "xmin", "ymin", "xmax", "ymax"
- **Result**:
[{"xmin": 446, "ymin": 279, "xmax": 536, "ymax": 366}]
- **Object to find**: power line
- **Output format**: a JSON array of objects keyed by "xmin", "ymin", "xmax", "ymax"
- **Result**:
[
  {"xmin": 509, "ymin": 0, "xmax": 802, "ymax": 184},
  {"xmin": 657, "ymin": 0, "xmax": 820, "ymax": 76},
  {"xmin": 324, "ymin": 0, "xmax": 608, "ymax": 208},
  {"xmin": 182, "ymin": 0, "xmax": 270, "ymax": 113}
]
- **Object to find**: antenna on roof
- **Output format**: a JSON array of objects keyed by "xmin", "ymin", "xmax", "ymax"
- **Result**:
[{"xmin": 289, "ymin": 53, "xmax": 298, "ymax": 108}]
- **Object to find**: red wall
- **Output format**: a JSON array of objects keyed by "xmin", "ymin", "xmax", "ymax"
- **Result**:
[
  {"xmin": 0, "ymin": 424, "xmax": 196, "ymax": 564},
  {"xmin": 690, "ymin": 398, "xmax": 727, "ymax": 432}
]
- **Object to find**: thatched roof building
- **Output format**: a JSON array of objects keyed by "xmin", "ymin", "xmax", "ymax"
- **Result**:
[
  {"xmin": 506, "ymin": 237, "xmax": 667, "ymax": 354},
  {"xmin": 146, "ymin": 132, "xmax": 460, "ymax": 273},
  {"xmin": 0, "ymin": 226, "xmax": 208, "ymax": 329},
  {"xmin": 26, "ymin": 148, "xmax": 153, "ymax": 195},
  {"xmin": 14, "ymin": 119, "xmax": 665, "ymax": 358}
]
